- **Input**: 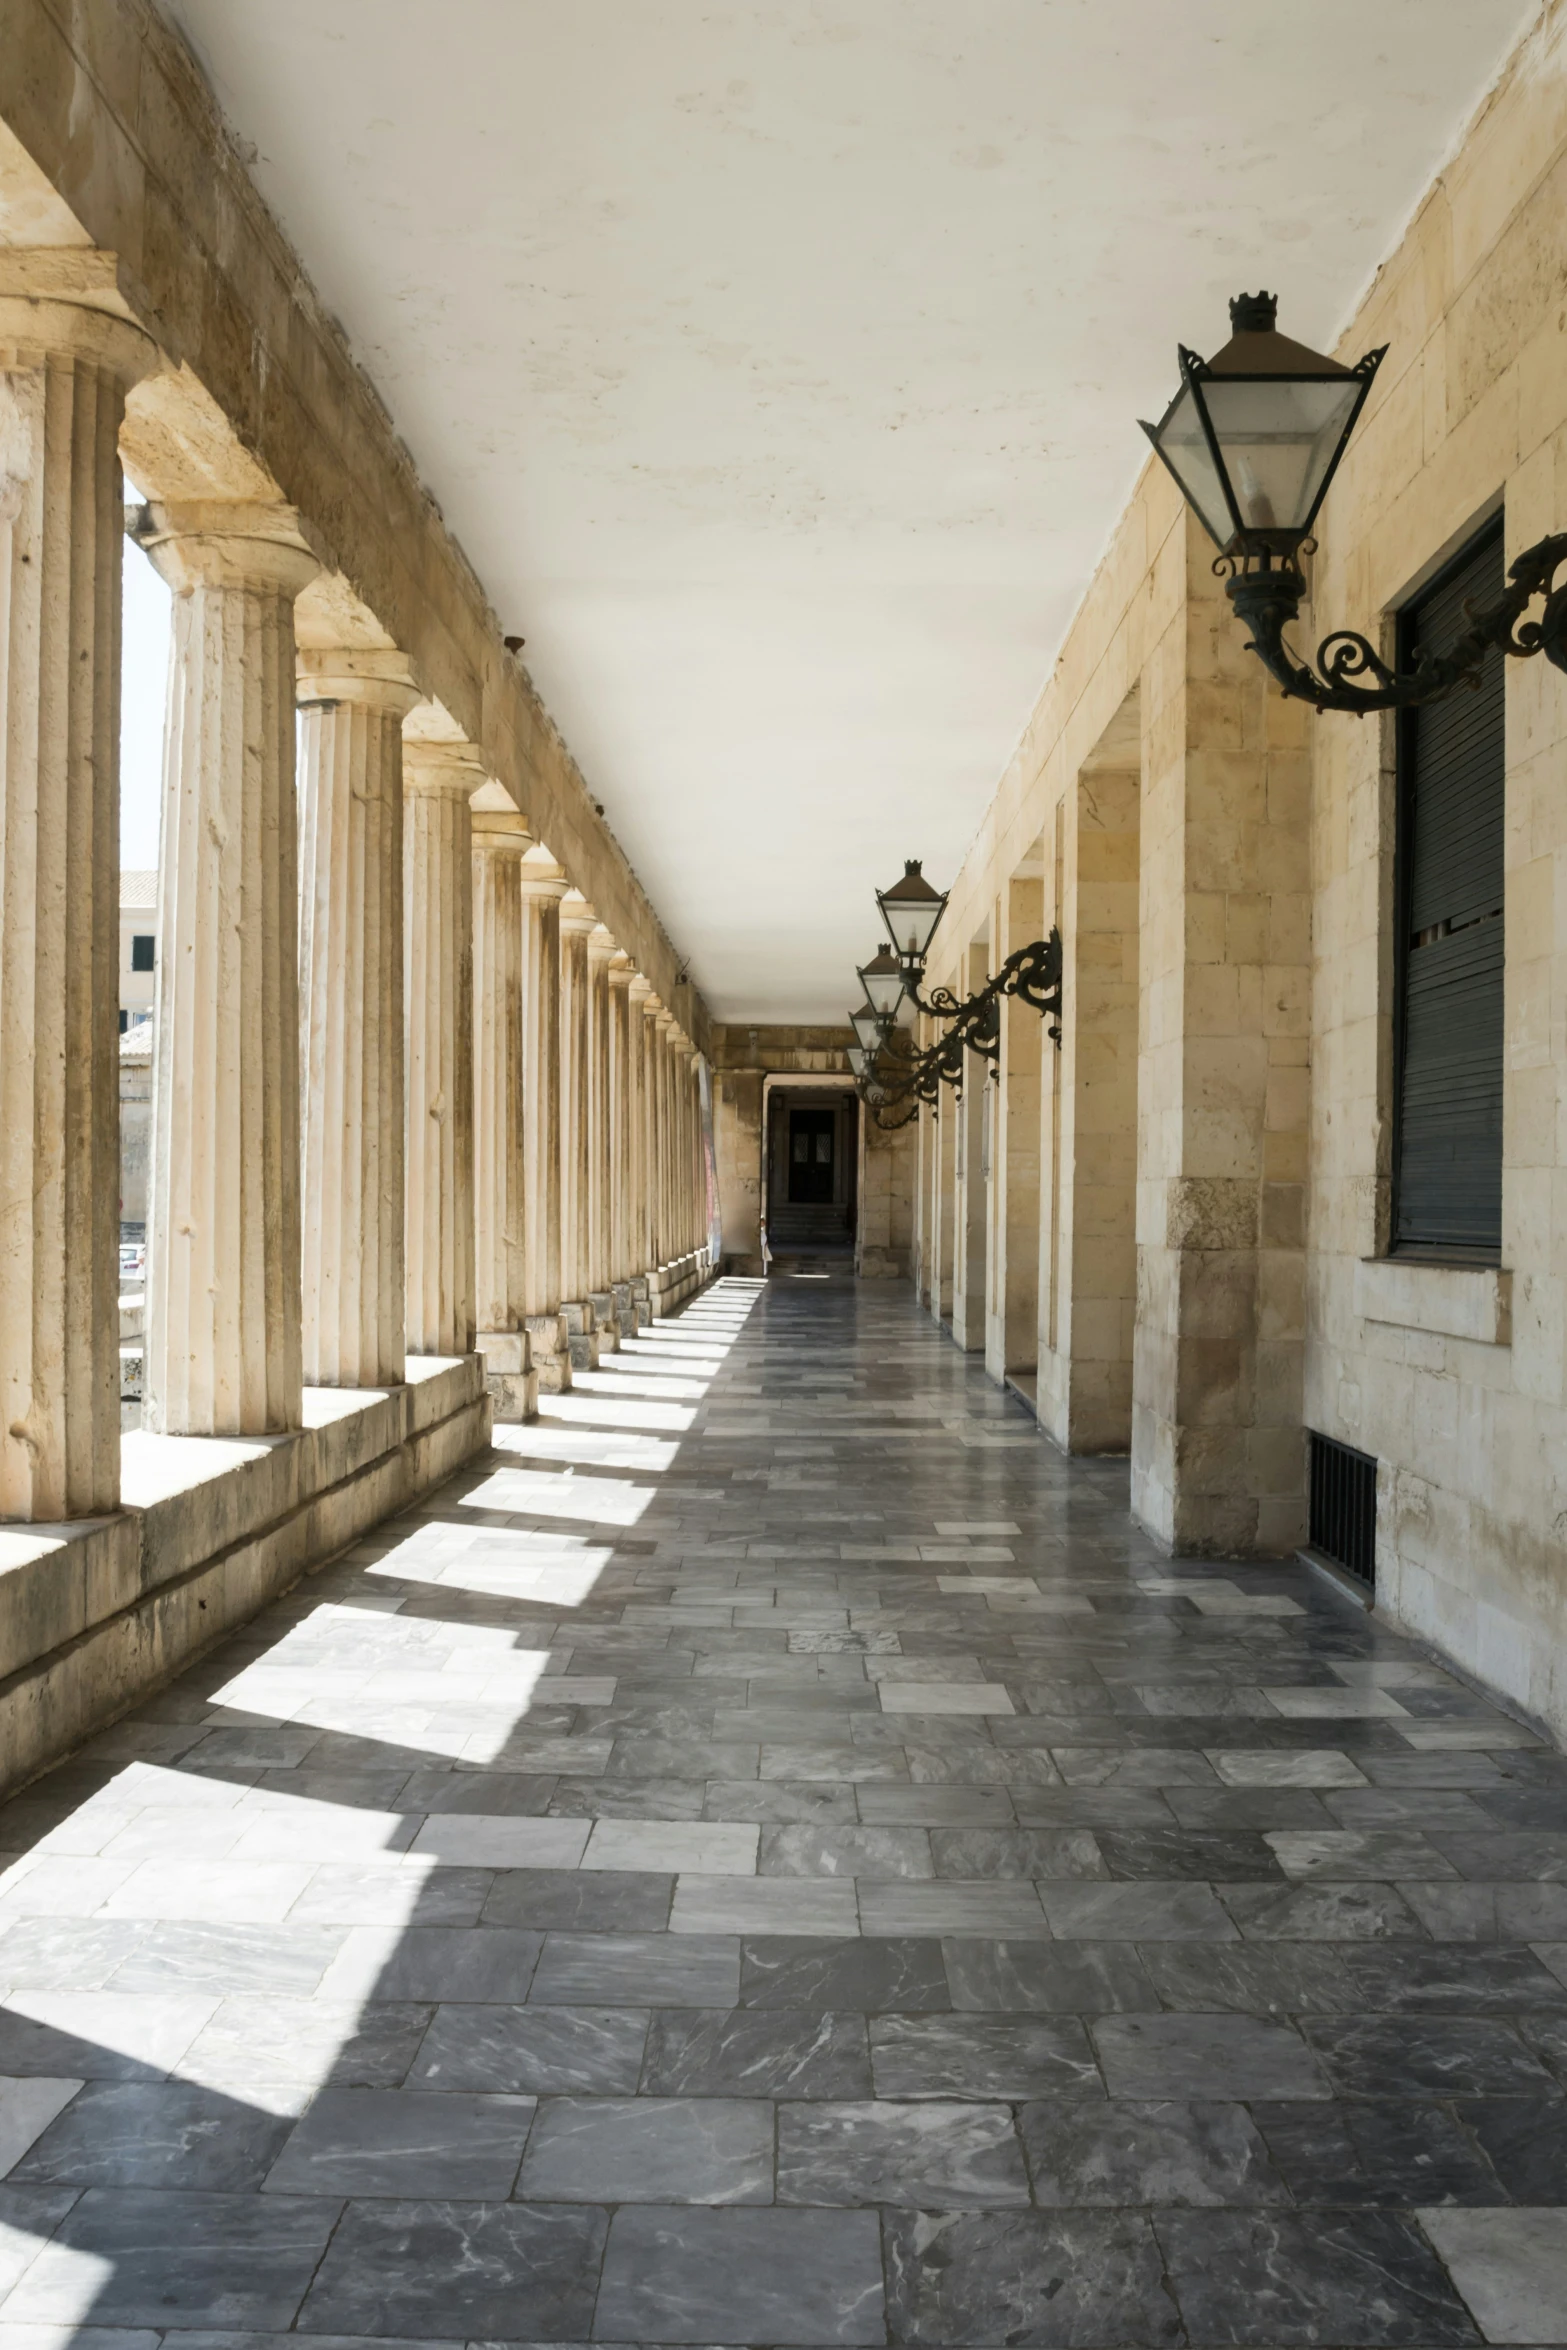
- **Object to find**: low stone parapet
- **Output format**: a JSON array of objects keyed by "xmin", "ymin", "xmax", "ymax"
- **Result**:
[
  {"xmin": 0, "ymin": 1356, "xmax": 489, "ymax": 1798},
  {"xmin": 647, "ymin": 1249, "xmax": 716, "ymax": 1316}
]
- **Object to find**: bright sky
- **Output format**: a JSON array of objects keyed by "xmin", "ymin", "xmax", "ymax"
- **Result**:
[{"xmin": 121, "ymin": 536, "xmax": 170, "ymax": 871}]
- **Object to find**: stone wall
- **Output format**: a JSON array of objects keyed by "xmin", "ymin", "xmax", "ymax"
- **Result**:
[
  {"xmin": 918, "ymin": 1, "xmax": 1567, "ymax": 1733},
  {"xmin": 710, "ymin": 1025, "xmax": 856, "ymax": 1272}
]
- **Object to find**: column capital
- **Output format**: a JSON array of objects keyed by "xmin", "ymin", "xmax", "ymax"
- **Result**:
[
  {"xmin": 471, "ymin": 808, "xmax": 534, "ymax": 859},
  {"xmin": 403, "ymin": 734, "xmax": 486, "ymax": 798},
  {"xmin": 586, "ymin": 923, "xmax": 618, "ymax": 970},
  {"xmin": 607, "ymin": 952, "xmax": 635, "ymax": 991},
  {"xmin": 559, "ymin": 890, "xmax": 600, "ymax": 939},
  {"xmin": 131, "ymin": 499, "xmax": 323, "ymax": 598},
  {"xmin": 297, "ymin": 646, "xmax": 421, "ymax": 718},
  {"xmin": 642, "ymin": 993, "xmax": 666, "ymax": 1023},
  {"xmin": 518, "ymin": 850, "xmax": 569, "ymax": 901},
  {"xmin": 0, "ymin": 249, "xmax": 159, "ymax": 384},
  {"xmin": 628, "ymin": 972, "xmax": 653, "ymax": 1006}
]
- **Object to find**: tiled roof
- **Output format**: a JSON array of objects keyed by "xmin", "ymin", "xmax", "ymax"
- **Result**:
[
  {"xmin": 119, "ymin": 870, "xmax": 158, "ymax": 909},
  {"xmin": 119, "ymin": 1021, "xmax": 154, "ymax": 1060}
]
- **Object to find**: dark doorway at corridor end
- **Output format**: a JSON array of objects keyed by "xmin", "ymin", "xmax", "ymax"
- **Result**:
[{"xmin": 765, "ymin": 1085, "xmax": 857, "ymax": 1268}]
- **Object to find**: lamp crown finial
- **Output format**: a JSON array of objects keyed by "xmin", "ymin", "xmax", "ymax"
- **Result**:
[
  {"xmin": 905, "ymin": 859, "xmax": 921, "ymax": 875},
  {"xmin": 1229, "ymin": 290, "xmax": 1277, "ymax": 334}
]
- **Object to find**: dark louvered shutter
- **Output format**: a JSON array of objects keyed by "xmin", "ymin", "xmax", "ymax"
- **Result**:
[{"xmin": 1393, "ymin": 522, "xmax": 1505, "ymax": 1257}]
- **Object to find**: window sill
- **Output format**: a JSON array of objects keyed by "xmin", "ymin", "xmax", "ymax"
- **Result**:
[{"xmin": 1354, "ymin": 1257, "xmax": 1511, "ymax": 1346}]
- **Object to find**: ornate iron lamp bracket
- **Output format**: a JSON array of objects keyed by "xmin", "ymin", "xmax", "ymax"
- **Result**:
[
  {"xmin": 858, "ymin": 928, "xmax": 1064, "ymax": 1127},
  {"xmin": 1223, "ymin": 533, "xmax": 1567, "ymax": 716}
]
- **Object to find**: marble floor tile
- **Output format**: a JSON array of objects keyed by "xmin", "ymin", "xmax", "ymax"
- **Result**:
[
  {"xmin": 739, "ymin": 1934, "xmax": 950, "ymax": 2011},
  {"xmin": 1254, "ymin": 2098, "xmax": 1508, "ymax": 2206},
  {"xmin": 759, "ymin": 1825, "xmax": 933, "ymax": 1878},
  {"xmin": 778, "ymin": 2095, "xmax": 1029, "ymax": 2205},
  {"xmin": 1156, "ymin": 2209, "xmax": 1480, "ymax": 2345},
  {"xmin": 1419, "ymin": 2206, "xmax": 1567, "ymax": 2344},
  {"xmin": 405, "ymin": 1814, "xmax": 589, "ymax": 1868},
  {"xmin": 517, "ymin": 2094, "xmax": 773, "ymax": 2203},
  {"xmin": 262, "ymin": 2084, "xmax": 534, "ymax": 2196},
  {"xmin": 671, "ymin": 1874, "xmax": 860, "ymax": 1935},
  {"xmin": 942, "ymin": 1937, "xmax": 1161, "ymax": 2014},
  {"xmin": 643, "ymin": 2005, "xmax": 872, "ymax": 2097},
  {"xmin": 1022, "ymin": 2097, "xmax": 1289, "ymax": 2207},
  {"xmin": 883, "ymin": 2208, "xmax": 1180, "ymax": 2347},
  {"xmin": 1093, "ymin": 2013, "xmax": 1328, "ymax": 2101},
  {"xmin": 299, "ymin": 2197, "xmax": 606, "ymax": 2339},
  {"xmin": 594, "ymin": 2204, "xmax": 885, "ymax": 2343},
  {"xmin": 869, "ymin": 2012, "xmax": 1101, "ymax": 2099},
  {"xmin": 480, "ymin": 1866, "xmax": 672, "ymax": 1931},
  {"xmin": 3, "ymin": 2188, "xmax": 341, "ymax": 2329},
  {"xmin": 408, "ymin": 1999, "xmax": 648, "ymax": 2092},
  {"xmin": 528, "ymin": 1930, "xmax": 739, "ymax": 2006}
]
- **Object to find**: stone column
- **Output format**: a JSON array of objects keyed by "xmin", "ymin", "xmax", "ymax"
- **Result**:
[
  {"xmin": 627, "ymin": 976, "xmax": 655, "ymax": 1318},
  {"xmin": 403, "ymin": 731, "xmax": 479, "ymax": 1358},
  {"xmin": 472, "ymin": 809, "xmax": 536, "ymax": 1420},
  {"xmin": 518, "ymin": 850, "xmax": 571, "ymax": 1391},
  {"xmin": 607, "ymin": 954, "xmax": 636, "ymax": 1332},
  {"xmin": 136, "ymin": 500, "xmax": 320, "ymax": 1436},
  {"xmin": 296, "ymin": 651, "xmax": 420, "ymax": 1388},
  {"xmin": 655, "ymin": 1010, "xmax": 677, "ymax": 1284},
  {"xmin": 557, "ymin": 891, "xmax": 599, "ymax": 1368},
  {"xmin": 0, "ymin": 271, "xmax": 155, "ymax": 1517},
  {"xmin": 584, "ymin": 924, "xmax": 619, "ymax": 1349}
]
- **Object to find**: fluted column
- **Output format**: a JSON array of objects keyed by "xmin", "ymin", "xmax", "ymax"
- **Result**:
[
  {"xmin": 136, "ymin": 500, "xmax": 320, "ymax": 1437},
  {"xmin": 403, "ymin": 731, "xmax": 479, "ymax": 1358},
  {"xmin": 0, "ymin": 273, "xmax": 155, "ymax": 1516},
  {"xmin": 296, "ymin": 651, "xmax": 420, "ymax": 1388},
  {"xmin": 627, "ymin": 976, "xmax": 653, "ymax": 1299},
  {"xmin": 472, "ymin": 809, "xmax": 536, "ymax": 1419},
  {"xmin": 558, "ymin": 891, "xmax": 598, "ymax": 1367},
  {"xmin": 654, "ymin": 1010, "xmax": 676, "ymax": 1281},
  {"xmin": 643, "ymin": 995, "xmax": 667, "ymax": 1280},
  {"xmin": 584, "ymin": 924, "xmax": 618, "ymax": 1348},
  {"xmin": 607, "ymin": 955, "xmax": 635, "ymax": 1324},
  {"xmin": 519, "ymin": 850, "xmax": 570, "ymax": 1392}
]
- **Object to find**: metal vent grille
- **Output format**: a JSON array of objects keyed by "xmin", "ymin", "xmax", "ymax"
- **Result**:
[{"xmin": 1308, "ymin": 1431, "xmax": 1377, "ymax": 1586}]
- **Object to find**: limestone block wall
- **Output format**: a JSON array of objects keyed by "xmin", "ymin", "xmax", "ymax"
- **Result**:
[
  {"xmin": 916, "ymin": 1, "xmax": 1567, "ymax": 1728},
  {"xmin": 1301, "ymin": 5, "xmax": 1567, "ymax": 1735}
]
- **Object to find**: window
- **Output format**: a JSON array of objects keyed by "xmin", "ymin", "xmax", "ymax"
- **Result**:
[
  {"xmin": 1392, "ymin": 520, "xmax": 1505, "ymax": 1259},
  {"xmin": 130, "ymin": 934, "xmax": 155, "ymax": 972},
  {"xmin": 119, "ymin": 1009, "xmax": 129, "ymax": 1034}
]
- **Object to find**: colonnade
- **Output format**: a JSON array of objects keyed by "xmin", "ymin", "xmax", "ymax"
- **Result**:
[{"xmin": 0, "ymin": 286, "xmax": 710, "ymax": 1527}]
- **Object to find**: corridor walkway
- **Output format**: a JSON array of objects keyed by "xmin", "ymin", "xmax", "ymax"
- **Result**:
[{"xmin": 0, "ymin": 1276, "xmax": 1561, "ymax": 2344}]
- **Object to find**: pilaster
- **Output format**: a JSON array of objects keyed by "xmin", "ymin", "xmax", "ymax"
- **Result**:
[
  {"xmin": 0, "ymin": 273, "xmax": 155, "ymax": 1516},
  {"xmin": 403, "ymin": 728, "xmax": 479, "ymax": 1359},
  {"xmin": 136, "ymin": 498, "xmax": 320, "ymax": 1436},
  {"xmin": 296, "ymin": 649, "xmax": 421, "ymax": 1388}
]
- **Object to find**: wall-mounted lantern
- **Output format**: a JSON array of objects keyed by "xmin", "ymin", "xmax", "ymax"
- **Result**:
[{"xmin": 1143, "ymin": 292, "xmax": 1567, "ymax": 713}]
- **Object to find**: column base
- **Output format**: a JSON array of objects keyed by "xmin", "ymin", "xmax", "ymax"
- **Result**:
[
  {"xmin": 475, "ymin": 1329, "xmax": 539, "ymax": 1423},
  {"xmin": 560, "ymin": 1299, "xmax": 601, "ymax": 1372},
  {"xmin": 525, "ymin": 1312, "xmax": 572, "ymax": 1394},
  {"xmin": 587, "ymin": 1290, "xmax": 621, "ymax": 1352},
  {"xmin": 611, "ymin": 1280, "xmax": 640, "ymax": 1336}
]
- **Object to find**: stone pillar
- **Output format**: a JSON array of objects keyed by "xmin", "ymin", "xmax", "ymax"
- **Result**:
[
  {"xmin": 296, "ymin": 651, "xmax": 420, "ymax": 1388},
  {"xmin": 653, "ymin": 1011, "xmax": 675, "ymax": 1280},
  {"xmin": 558, "ymin": 891, "xmax": 599, "ymax": 1367},
  {"xmin": 136, "ymin": 500, "xmax": 320, "ymax": 1436},
  {"xmin": 607, "ymin": 955, "xmax": 636, "ymax": 1331},
  {"xmin": 585, "ymin": 923, "xmax": 619, "ymax": 1350},
  {"xmin": 627, "ymin": 976, "xmax": 655, "ymax": 1315},
  {"xmin": 1130, "ymin": 511, "xmax": 1310, "ymax": 1556},
  {"xmin": 472, "ymin": 809, "xmax": 537, "ymax": 1420},
  {"xmin": 403, "ymin": 731, "xmax": 479, "ymax": 1358},
  {"xmin": 0, "ymin": 273, "xmax": 155, "ymax": 1517},
  {"xmin": 518, "ymin": 850, "xmax": 571, "ymax": 1391}
]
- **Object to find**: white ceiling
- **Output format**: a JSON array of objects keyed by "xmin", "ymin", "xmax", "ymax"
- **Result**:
[{"xmin": 165, "ymin": 0, "xmax": 1532, "ymax": 1022}]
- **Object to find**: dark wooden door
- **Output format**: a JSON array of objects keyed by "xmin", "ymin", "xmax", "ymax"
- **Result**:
[{"xmin": 788, "ymin": 1109, "xmax": 836, "ymax": 1203}]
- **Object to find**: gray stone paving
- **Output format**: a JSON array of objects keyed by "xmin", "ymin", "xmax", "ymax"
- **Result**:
[{"xmin": 0, "ymin": 1271, "xmax": 1563, "ymax": 2343}]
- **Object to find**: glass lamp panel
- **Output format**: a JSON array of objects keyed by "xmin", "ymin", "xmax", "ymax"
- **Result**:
[
  {"xmin": 877, "ymin": 866, "xmax": 946, "ymax": 958},
  {"xmin": 846, "ymin": 1044, "xmax": 866, "ymax": 1076},
  {"xmin": 850, "ymin": 1002, "xmax": 886, "ymax": 1052},
  {"xmin": 1147, "ymin": 378, "xmax": 1235, "ymax": 548},
  {"xmin": 859, "ymin": 951, "xmax": 905, "ymax": 1017},
  {"xmin": 1200, "ymin": 375, "xmax": 1362, "ymax": 534}
]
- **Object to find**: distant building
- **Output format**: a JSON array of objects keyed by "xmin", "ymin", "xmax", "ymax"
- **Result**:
[{"xmin": 119, "ymin": 869, "xmax": 156, "ymax": 1032}]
